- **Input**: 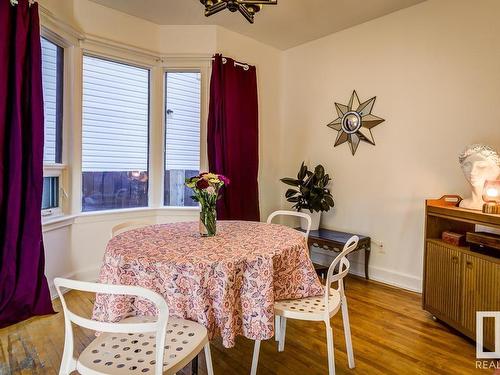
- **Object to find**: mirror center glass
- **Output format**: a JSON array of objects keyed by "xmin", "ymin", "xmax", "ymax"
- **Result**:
[{"xmin": 341, "ymin": 111, "xmax": 362, "ymax": 133}]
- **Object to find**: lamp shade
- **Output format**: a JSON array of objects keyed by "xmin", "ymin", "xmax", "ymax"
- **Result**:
[{"xmin": 482, "ymin": 179, "xmax": 500, "ymax": 203}]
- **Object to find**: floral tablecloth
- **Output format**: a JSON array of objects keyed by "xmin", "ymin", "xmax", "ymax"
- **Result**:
[{"xmin": 92, "ymin": 220, "xmax": 323, "ymax": 348}]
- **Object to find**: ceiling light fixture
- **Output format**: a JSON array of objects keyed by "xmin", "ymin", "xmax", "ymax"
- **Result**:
[{"xmin": 200, "ymin": 0, "xmax": 277, "ymax": 24}]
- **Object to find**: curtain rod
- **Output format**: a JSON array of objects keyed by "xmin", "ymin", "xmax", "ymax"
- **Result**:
[
  {"xmin": 213, "ymin": 56, "xmax": 250, "ymax": 71},
  {"xmin": 10, "ymin": 0, "xmax": 36, "ymax": 6}
]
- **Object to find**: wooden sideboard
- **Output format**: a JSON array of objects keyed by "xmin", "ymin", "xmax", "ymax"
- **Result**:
[{"xmin": 423, "ymin": 196, "xmax": 500, "ymax": 351}]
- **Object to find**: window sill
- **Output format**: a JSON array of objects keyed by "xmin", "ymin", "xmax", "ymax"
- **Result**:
[
  {"xmin": 75, "ymin": 206, "xmax": 200, "ymax": 224},
  {"xmin": 43, "ymin": 163, "xmax": 67, "ymax": 170},
  {"xmin": 41, "ymin": 207, "xmax": 200, "ymax": 228},
  {"xmin": 42, "ymin": 214, "xmax": 76, "ymax": 232},
  {"xmin": 160, "ymin": 206, "xmax": 200, "ymax": 211}
]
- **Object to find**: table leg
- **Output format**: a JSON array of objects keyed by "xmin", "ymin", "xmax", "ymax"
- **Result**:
[
  {"xmin": 364, "ymin": 247, "xmax": 371, "ymax": 280},
  {"xmin": 192, "ymin": 354, "xmax": 198, "ymax": 375}
]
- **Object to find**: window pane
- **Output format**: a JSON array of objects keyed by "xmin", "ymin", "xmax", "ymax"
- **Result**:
[
  {"xmin": 42, "ymin": 176, "xmax": 59, "ymax": 210},
  {"xmin": 82, "ymin": 56, "xmax": 149, "ymax": 212},
  {"xmin": 41, "ymin": 38, "xmax": 63, "ymax": 164},
  {"xmin": 164, "ymin": 72, "xmax": 201, "ymax": 206}
]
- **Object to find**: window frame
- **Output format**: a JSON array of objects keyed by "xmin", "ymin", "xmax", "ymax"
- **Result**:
[
  {"xmin": 80, "ymin": 52, "xmax": 152, "ymax": 213},
  {"xmin": 162, "ymin": 62, "xmax": 210, "ymax": 208},
  {"xmin": 40, "ymin": 32, "xmax": 68, "ymax": 220},
  {"xmin": 41, "ymin": 164, "xmax": 67, "ymax": 218},
  {"xmin": 163, "ymin": 68, "xmax": 203, "ymax": 207}
]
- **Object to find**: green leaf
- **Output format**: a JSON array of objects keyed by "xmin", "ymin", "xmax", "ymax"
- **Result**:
[
  {"xmin": 285, "ymin": 189, "xmax": 299, "ymax": 198},
  {"xmin": 297, "ymin": 162, "xmax": 308, "ymax": 180},
  {"xmin": 314, "ymin": 164, "xmax": 325, "ymax": 179},
  {"xmin": 280, "ymin": 177, "xmax": 300, "ymax": 187},
  {"xmin": 302, "ymin": 173, "xmax": 314, "ymax": 188},
  {"xmin": 299, "ymin": 185, "xmax": 310, "ymax": 194},
  {"xmin": 324, "ymin": 195, "xmax": 335, "ymax": 207}
]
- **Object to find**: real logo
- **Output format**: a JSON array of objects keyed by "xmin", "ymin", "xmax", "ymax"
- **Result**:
[{"xmin": 476, "ymin": 311, "xmax": 500, "ymax": 359}]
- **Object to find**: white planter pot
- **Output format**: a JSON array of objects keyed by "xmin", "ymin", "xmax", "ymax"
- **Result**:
[{"xmin": 299, "ymin": 210, "xmax": 321, "ymax": 231}]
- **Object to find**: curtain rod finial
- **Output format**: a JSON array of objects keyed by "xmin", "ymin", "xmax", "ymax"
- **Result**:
[{"xmin": 10, "ymin": 0, "xmax": 35, "ymax": 6}]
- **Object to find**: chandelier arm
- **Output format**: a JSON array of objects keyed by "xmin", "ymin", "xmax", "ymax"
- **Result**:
[
  {"xmin": 238, "ymin": 0, "xmax": 277, "ymax": 4},
  {"xmin": 204, "ymin": 1, "xmax": 227, "ymax": 17},
  {"xmin": 201, "ymin": 0, "xmax": 276, "ymax": 22},
  {"xmin": 238, "ymin": 4, "xmax": 255, "ymax": 23}
]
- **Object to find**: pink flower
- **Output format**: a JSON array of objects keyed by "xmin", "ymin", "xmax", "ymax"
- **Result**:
[{"xmin": 219, "ymin": 175, "xmax": 230, "ymax": 185}]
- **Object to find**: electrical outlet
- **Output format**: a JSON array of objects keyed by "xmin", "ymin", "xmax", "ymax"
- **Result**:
[{"xmin": 372, "ymin": 240, "xmax": 385, "ymax": 254}]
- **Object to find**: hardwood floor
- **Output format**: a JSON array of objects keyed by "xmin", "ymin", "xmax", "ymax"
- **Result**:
[{"xmin": 0, "ymin": 276, "xmax": 494, "ymax": 375}]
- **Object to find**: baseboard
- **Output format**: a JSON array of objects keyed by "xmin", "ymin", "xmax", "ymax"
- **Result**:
[
  {"xmin": 349, "ymin": 260, "xmax": 422, "ymax": 293},
  {"xmin": 49, "ymin": 264, "xmax": 101, "ymax": 299}
]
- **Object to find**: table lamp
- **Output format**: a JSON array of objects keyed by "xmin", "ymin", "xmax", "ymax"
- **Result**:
[{"xmin": 482, "ymin": 179, "xmax": 500, "ymax": 214}]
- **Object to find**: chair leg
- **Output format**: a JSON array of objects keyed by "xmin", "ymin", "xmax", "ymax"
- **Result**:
[
  {"xmin": 325, "ymin": 323, "xmax": 336, "ymax": 375},
  {"xmin": 59, "ymin": 321, "xmax": 76, "ymax": 375},
  {"xmin": 341, "ymin": 297, "xmax": 355, "ymax": 369},
  {"xmin": 192, "ymin": 355, "xmax": 198, "ymax": 375},
  {"xmin": 204, "ymin": 343, "xmax": 214, "ymax": 375},
  {"xmin": 250, "ymin": 340, "xmax": 261, "ymax": 375},
  {"xmin": 278, "ymin": 317, "xmax": 287, "ymax": 352},
  {"xmin": 275, "ymin": 315, "xmax": 280, "ymax": 342}
]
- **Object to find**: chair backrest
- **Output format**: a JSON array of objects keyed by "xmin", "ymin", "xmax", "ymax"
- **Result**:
[
  {"xmin": 111, "ymin": 220, "xmax": 152, "ymax": 237},
  {"xmin": 54, "ymin": 278, "xmax": 168, "ymax": 375},
  {"xmin": 323, "ymin": 235, "xmax": 359, "ymax": 313},
  {"xmin": 267, "ymin": 210, "xmax": 312, "ymax": 240}
]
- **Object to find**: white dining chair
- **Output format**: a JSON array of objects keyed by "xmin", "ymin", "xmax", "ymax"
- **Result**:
[
  {"xmin": 250, "ymin": 236, "xmax": 359, "ymax": 375},
  {"xmin": 54, "ymin": 278, "xmax": 214, "ymax": 375},
  {"xmin": 111, "ymin": 220, "xmax": 152, "ymax": 237},
  {"xmin": 266, "ymin": 210, "xmax": 313, "ymax": 345},
  {"xmin": 266, "ymin": 210, "xmax": 312, "ymax": 240}
]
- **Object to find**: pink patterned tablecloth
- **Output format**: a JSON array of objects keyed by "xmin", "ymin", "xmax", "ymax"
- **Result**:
[{"xmin": 92, "ymin": 220, "xmax": 323, "ymax": 348}]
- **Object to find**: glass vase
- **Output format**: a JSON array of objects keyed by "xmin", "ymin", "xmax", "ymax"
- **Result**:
[{"xmin": 199, "ymin": 207, "xmax": 217, "ymax": 237}]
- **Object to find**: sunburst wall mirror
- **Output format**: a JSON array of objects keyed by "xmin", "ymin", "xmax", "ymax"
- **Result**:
[{"xmin": 327, "ymin": 90, "xmax": 385, "ymax": 155}]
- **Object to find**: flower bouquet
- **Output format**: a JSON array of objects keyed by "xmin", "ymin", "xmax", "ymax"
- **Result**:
[{"xmin": 185, "ymin": 172, "xmax": 229, "ymax": 237}]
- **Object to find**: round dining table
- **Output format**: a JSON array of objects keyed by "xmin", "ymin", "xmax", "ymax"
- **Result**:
[{"xmin": 92, "ymin": 220, "xmax": 323, "ymax": 348}]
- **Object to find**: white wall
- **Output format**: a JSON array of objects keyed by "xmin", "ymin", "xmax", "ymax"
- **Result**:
[
  {"xmin": 43, "ymin": 224, "xmax": 72, "ymax": 298},
  {"xmin": 281, "ymin": 0, "xmax": 500, "ymax": 291}
]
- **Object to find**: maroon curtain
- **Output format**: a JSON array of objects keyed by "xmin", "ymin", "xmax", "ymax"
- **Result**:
[
  {"xmin": 208, "ymin": 54, "xmax": 260, "ymax": 221},
  {"xmin": 0, "ymin": 0, "xmax": 54, "ymax": 328}
]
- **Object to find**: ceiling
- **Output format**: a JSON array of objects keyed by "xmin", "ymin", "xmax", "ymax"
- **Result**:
[{"xmin": 89, "ymin": 0, "xmax": 426, "ymax": 50}]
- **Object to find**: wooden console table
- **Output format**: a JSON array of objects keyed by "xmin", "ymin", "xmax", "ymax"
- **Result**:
[{"xmin": 302, "ymin": 228, "xmax": 371, "ymax": 279}]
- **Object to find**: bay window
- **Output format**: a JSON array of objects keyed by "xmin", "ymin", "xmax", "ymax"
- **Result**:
[
  {"xmin": 41, "ymin": 37, "xmax": 64, "ymax": 217},
  {"xmin": 81, "ymin": 55, "xmax": 150, "ymax": 212},
  {"xmin": 164, "ymin": 71, "xmax": 201, "ymax": 207}
]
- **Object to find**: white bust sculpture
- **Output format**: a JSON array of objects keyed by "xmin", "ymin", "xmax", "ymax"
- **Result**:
[{"xmin": 458, "ymin": 144, "xmax": 500, "ymax": 210}]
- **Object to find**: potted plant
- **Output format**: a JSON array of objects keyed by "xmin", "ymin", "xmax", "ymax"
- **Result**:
[{"xmin": 280, "ymin": 162, "xmax": 334, "ymax": 230}]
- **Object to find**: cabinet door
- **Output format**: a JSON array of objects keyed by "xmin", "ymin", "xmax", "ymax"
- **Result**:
[
  {"xmin": 462, "ymin": 253, "xmax": 500, "ymax": 349},
  {"xmin": 425, "ymin": 241, "xmax": 462, "ymax": 323}
]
